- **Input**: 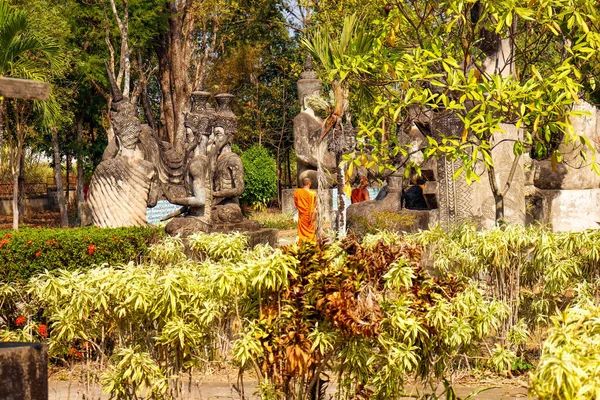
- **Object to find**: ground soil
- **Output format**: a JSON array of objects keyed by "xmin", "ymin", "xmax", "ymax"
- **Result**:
[{"xmin": 48, "ymin": 371, "xmax": 529, "ymax": 400}]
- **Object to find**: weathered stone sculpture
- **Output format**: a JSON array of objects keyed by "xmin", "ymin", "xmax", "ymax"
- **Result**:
[
  {"xmin": 169, "ymin": 91, "xmax": 213, "ymax": 218},
  {"xmin": 164, "ymin": 93, "xmax": 276, "ymax": 246},
  {"xmin": 86, "ymin": 65, "xmax": 161, "ymax": 228},
  {"xmin": 294, "ymin": 57, "xmax": 335, "ymax": 188},
  {"xmin": 210, "ymin": 94, "xmax": 245, "ymax": 223},
  {"xmin": 527, "ymin": 101, "xmax": 600, "ymax": 231}
]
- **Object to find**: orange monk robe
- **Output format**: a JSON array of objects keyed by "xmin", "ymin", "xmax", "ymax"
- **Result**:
[{"xmin": 294, "ymin": 188, "xmax": 317, "ymax": 243}]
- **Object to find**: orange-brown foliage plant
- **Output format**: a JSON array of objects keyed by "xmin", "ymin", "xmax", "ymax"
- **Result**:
[{"xmin": 233, "ymin": 234, "xmax": 504, "ymax": 400}]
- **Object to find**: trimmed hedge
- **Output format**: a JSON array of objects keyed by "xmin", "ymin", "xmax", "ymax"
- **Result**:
[{"xmin": 0, "ymin": 226, "xmax": 164, "ymax": 283}]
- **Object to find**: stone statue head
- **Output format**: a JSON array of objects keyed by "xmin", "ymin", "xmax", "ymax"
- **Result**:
[
  {"xmin": 185, "ymin": 113, "xmax": 213, "ymax": 137},
  {"xmin": 212, "ymin": 126, "xmax": 232, "ymax": 154},
  {"xmin": 297, "ymin": 55, "xmax": 322, "ymax": 113},
  {"xmin": 111, "ymin": 101, "xmax": 141, "ymax": 151}
]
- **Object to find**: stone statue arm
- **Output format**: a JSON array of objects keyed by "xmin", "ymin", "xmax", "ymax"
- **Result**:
[
  {"xmin": 170, "ymin": 193, "xmax": 206, "ymax": 207},
  {"xmin": 170, "ymin": 156, "xmax": 208, "ymax": 207},
  {"xmin": 213, "ymin": 158, "xmax": 245, "ymax": 200}
]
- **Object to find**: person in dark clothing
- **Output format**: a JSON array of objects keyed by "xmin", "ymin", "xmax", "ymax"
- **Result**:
[
  {"xmin": 374, "ymin": 184, "xmax": 388, "ymax": 201},
  {"xmin": 402, "ymin": 176, "xmax": 429, "ymax": 210}
]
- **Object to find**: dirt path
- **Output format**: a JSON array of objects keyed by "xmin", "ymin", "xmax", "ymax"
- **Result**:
[{"xmin": 49, "ymin": 377, "xmax": 528, "ymax": 400}]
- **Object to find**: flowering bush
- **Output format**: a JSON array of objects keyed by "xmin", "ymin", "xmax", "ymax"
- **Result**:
[{"xmin": 0, "ymin": 226, "xmax": 163, "ymax": 283}]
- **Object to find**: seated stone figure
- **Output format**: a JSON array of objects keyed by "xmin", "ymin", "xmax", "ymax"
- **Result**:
[
  {"xmin": 210, "ymin": 126, "xmax": 244, "ymax": 223},
  {"xmin": 169, "ymin": 110, "xmax": 212, "ymax": 217}
]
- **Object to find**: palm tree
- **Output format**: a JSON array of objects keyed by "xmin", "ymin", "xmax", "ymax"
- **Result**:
[{"xmin": 0, "ymin": 0, "xmax": 62, "ymax": 229}]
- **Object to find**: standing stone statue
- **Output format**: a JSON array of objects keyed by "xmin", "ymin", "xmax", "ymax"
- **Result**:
[
  {"xmin": 169, "ymin": 91, "xmax": 214, "ymax": 218},
  {"xmin": 294, "ymin": 56, "xmax": 335, "ymax": 188}
]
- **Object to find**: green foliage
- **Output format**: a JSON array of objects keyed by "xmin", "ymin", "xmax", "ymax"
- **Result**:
[
  {"xmin": 232, "ymin": 236, "xmax": 506, "ymax": 399},
  {"xmin": 240, "ymin": 145, "xmax": 278, "ymax": 206},
  {"xmin": 305, "ymin": 1, "xmax": 600, "ymax": 202},
  {"xmin": 531, "ymin": 302, "xmax": 600, "ymax": 399},
  {"xmin": 0, "ymin": 231, "xmax": 508, "ymax": 399},
  {"xmin": 188, "ymin": 231, "xmax": 248, "ymax": 262},
  {"xmin": 0, "ymin": 226, "xmax": 163, "ymax": 283},
  {"xmin": 347, "ymin": 211, "xmax": 417, "ymax": 236},
  {"xmin": 409, "ymin": 224, "xmax": 600, "ymax": 335},
  {"xmin": 249, "ymin": 210, "xmax": 296, "ymax": 230}
]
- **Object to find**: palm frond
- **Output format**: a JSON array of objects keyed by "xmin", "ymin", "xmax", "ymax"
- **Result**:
[{"xmin": 302, "ymin": 13, "xmax": 375, "ymax": 83}]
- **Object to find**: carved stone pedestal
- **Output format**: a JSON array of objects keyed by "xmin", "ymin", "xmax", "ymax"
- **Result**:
[
  {"xmin": 527, "ymin": 188, "xmax": 600, "ymax": 232},
  {"xmin": 165, "ymin": 217, "xmax": 279, "ymax": 248},
  {"xmin": 0, "ymin": 343, "xmax": 47, "ymax": 400}
]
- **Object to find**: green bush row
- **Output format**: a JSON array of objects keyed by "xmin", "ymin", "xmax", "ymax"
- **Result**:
[{"xmin": 0, "ymin": 226, "xmax": 164, "ymax": 283}]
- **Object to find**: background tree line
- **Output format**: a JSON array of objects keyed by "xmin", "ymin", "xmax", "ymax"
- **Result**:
[{"xmin": 2, "ymin": 0, "xmax": 599, "ymax": 229}]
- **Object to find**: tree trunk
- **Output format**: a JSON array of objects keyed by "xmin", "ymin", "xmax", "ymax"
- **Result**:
[
  {"xmin": 18, "ymin": 152, "xmax": 24, "ymax": 224},
  {"xmin": 52, "ymin": 127, "xmax": 68, "ymax": 227},
  {"xmin": 66, "ymin": 153, "xmax": 70, "ymax": 194},
  {"xmin": 11, "ymin": 159, "xmax": 19, "ymax": 230},
  {"xmin": 155, "ymin": 1, "xmax": 197, "ymax": 152},
  {"xmin": 11, "ymin": 101, "xmax": 22, "ymax": 230},
  {"xmin": 0, "ymin": 99, "xmax": 4, "ymax": 167},
  {"xmin": 76, "ymin": 119, "xmax": 85, "ymax": 226}
]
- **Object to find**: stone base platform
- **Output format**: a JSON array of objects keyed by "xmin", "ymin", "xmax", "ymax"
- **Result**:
[
  {"xmin": 527, "ymin": 188, "xmax": 600, "ymax": 232},
  {"xmin": 346, "ymin": 189, "xmax": 430, "ymax": 234},
  {"xmin": 165, "ymin": 217, "xmax": 278, "ymax": 248},
  {"xmin": 1, "ymin": 343, "xmax": 47, "ymax": 400}
]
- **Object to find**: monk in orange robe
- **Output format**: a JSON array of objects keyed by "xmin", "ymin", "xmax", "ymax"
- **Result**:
[{"xmin": 294, "ymin": 177, "xmax": 317, "ymax": 243}]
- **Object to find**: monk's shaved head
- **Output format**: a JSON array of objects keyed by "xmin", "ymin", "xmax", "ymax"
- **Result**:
[{"xmin": 302, "ymin": 177, "xmax": 312, "ymax": 187}]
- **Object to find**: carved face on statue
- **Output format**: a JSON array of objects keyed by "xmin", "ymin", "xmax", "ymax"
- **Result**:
[
  {"xmin": 211, "ymin": 126, "xmax": 231, "ymax": 154},
  {"xmin": 111, "ymin": 101, "xmax": 141, "ymax": 151}
]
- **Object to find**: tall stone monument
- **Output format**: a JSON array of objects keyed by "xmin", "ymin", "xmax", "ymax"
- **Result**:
[
  {"xmin": 527, "ymin": 101, "xmax": 600, "ymax": 231},
  {"xmin": 294, "ymin": 56, "xmax": 336, "ymax": 188}
]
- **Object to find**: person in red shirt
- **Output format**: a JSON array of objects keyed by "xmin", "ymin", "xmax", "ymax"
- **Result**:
[{"xmin": 351, "ymin": 176, "xmax": 370, "ymax": 204}]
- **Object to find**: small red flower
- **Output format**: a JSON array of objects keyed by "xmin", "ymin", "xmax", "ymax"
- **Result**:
[
  {"xmin": 15, "ymin": 316, "xmax": 26, "ymax": 326},
  {"xmin": 35, "ymin": 251, "xmax": 42, "ymax": 258},
  {"xmin": 27, "ymin": 240, "xmax": 33, "ymax": 245},
  {"xmin": 37, "ymin": 324, "xmax": 48, "ymax": 338},
  {"xmin": 68, "ymin": 347, "xmax": 82, "ymax": 358},
  {"xmin": 5, "ymin": 233, "xmax": 11, "ymax": 238},
  {"xmin": 87, "ymin": 244, "xmax": 97, "ymax": 255}
]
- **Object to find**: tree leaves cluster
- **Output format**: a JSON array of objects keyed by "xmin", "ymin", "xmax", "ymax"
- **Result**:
[{"xmin": 302, "ymin": 1, "xmax": 600, "ymax": 222}]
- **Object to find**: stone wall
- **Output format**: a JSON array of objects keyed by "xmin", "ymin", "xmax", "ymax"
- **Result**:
[
  {"xmin": 0, "ymin": 343, "xmax": 47, "ymax": 400},
  {"xmin": 0, "ymin": 189, "xmax": 77, "ymax": 215}
]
